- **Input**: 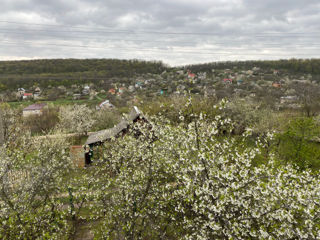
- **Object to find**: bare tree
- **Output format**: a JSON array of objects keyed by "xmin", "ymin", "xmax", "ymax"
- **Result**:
[{"xmin": 291, "ymin": 82, "xmax": 320, "ymax": 117}]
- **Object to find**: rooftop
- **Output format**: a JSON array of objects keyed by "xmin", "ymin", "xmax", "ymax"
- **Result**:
[
  {"xmin": 86, "ymin": 106, "xmax": 142, "ymax": 145},
  {"xmin": 23, "ymin": 103, "xmax": 47, "ymax": 111}
]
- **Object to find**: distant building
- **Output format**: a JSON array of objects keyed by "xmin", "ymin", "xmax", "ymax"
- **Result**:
[
  {"xmin": 97, "ymin": 99, "xmax": 115, "ymax": 110},
  {"xmin": 273, "ymin": 70, "xmax": 279, "ymax": 75},
  {"xmin": 224, "ymin": 69, "xmax": 232, "ymax": 74},
  {"xmin": 237, "ymin": 79, "xmax": 243, "ymax": 85},
  {"xmin": 23, "ymin": 103, "xmax": 47, "ymax": 117},
  {"xmin": 58, "ymin": 85, "xmax": 67, "ymax": 91},
  {"xmin": 280, "ymin": 96, "xmax": 298, "ymax": 104},
  {"xmin": 128, "ymin": 85, "xmax": 135, "ymax": 92},
  {"xmin": 252, "ymin": 67, "xmax": 260, "ymax": 72},
  {"xmin": 198, "ymin": 72, "xmax": 207, "ymax": 80},
  {"xmin": 223, "ymin": 78, "xmax": 233, "ymax": 84},
  {"xmin": 272, "ymin": 82, "xmax": 281, "ymax": 88},
  {"xmin": 23, "ymin": 93, "xmax": 33, "ymax": 100},
  {"xmin": 187, "ymin": 70, "xmax": 196, "ymax": 79},
  {"xmin": 118, "ymin": 87, "xmax": 125, "ymax": 95},
  {"xmin": 82, "ymin": 85, "xmax": 90, "ymax": 95},
  {"xmin": 135, "ymin": 82, "xmax": 143, "ymax": 89},
  {"xmin": 108, "ymin": 88, "xmax": 116, "ymax": 95},
  {"xmin": 246, "ymin": 70, "xmax": 253, "ymax": 75},
  {"xmin": 34, "ymin": 87, "xmax": 41, "ymax": 99},
  {"xmin": 73, "ymin": 94, "xmax": 81, "ymax": 100},
  {"xmin": 160, "ymin": 88, "xmax": 168, "ymax": 95},
  {"xmin": 17, "ymin": 88, "xmax": 26, "ymax": 97}
]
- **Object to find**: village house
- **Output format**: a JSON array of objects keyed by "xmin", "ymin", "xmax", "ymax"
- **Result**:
[
  {"xmin": 17, "ymin": 88, "xmax": 25, "ymax": 97},
  {"xmin": 237, "ymin": 79, "xmax": 243, "ymax": 85},
  {"xmin": 198, "ymin": 72, "xmax": 207, "ymax": 80},
  {"xmin": 128, "ymin": 85, "xmax": 135, "ymax": 92},
  {"xmin": 187, "ymin": 70, "xmax": 196, "ymax": 79},
  {"xmin": 280, "ymin": 96, "xmax": 298, "ymax": 104},
  {"xmin": 135, "ymin": 81, "xmax": 143, "ymax": 89},
  {"xmin": 273, "ymin": 70, "xmax": 279, "ymax": 75},
  {"xmin": 272, "ymin": 82, "xmax": 281, "ymax": 88},
  {"xmin": 23, "ymin": 93, "xmax": 33, "ymax": 100},
  {"xmin": 224, "ymin": 69, "xmax": 232, "ymax": 74},
  {"xmin": 117, "ymin": 87, "xmax": 125, "ymax": 96},
  {"xmin": 97, "ymin": 99, "xmax": 115, "ymax": 110},
  {"xmin": 108, "ymin": 88, "xmax": 116, "ymax": 95},
  {"xmin": 246, "ymin": 70, "xmax": 254, "ymax": 76},
  {"xmin": 223, "ymin": 78, "xmax": 233, "ymax": 84},
  {"xmin": 252, "ymin": 67, "xmax": 260, "ymax": 73},
  {"xmin": 82, "ymin": 85, "xmax": 90, "ymax": 95},
  {"xmin": 33, "ymin": 87, "xmax": 41, "ymax": 99},
  {"xmin": 73, "ymin": 93, "xmax": 81, "ymax": 100},
  {"xmin": 160, "ymin": 88, "xmax": 168, "ymax": 95},
  {"xmin": 22, "ymin": 103, "xmax": 47, "ymax": 117}
]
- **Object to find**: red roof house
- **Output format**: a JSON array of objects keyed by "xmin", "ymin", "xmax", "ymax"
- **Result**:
[
  {"xmin": 187, "ymin": 70, "xmax": 196, "ymax": 79},
  {"xmin": 23, "ymin": 93, "xmax": 33, "ymax": 100},
  {"xmin": 108, "ymin": 88, "xmax": 116, "ymax": 95},
  {"xmin": 223, "ymin": 78, "xmax": 233, "ymax": 83},
  {"xmin": 272, "ymin": 82, "xmax": 281, "ymax": 88}
]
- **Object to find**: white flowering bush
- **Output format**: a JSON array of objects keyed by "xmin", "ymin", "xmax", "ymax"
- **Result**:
[
  {"xmin": 57, "ymin": 104, "xmax": 95, "ymax": 134},
  {"xmin": 91, "ymin": 100, "xmax": 320, "ymax": 239},
  {"xmin": 0, "ymin": 133, "xmax": 72, "ymax": 239},
  {"xmin": 1, "ymin": 100, "xmax": 320, "ymax": 239}
]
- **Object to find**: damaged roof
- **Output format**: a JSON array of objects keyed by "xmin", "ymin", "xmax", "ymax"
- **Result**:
[{"xmin": 85, "ymin": 106, "xmax": 142, "ymax": 145}]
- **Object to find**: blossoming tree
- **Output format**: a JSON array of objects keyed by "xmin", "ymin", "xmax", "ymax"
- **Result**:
[{"xmin": 91, "ymin": 100, "xmax": 320, "ymax": 239}]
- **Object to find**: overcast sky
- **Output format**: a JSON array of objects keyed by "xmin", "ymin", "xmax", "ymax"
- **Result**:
[{"xmin": 0, "ymin": 0, "xmax": 320, "ymax": 66}]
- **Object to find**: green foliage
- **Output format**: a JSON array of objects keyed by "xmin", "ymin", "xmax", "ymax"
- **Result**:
[
  {"xmin": 92, "ymin": 109, "xmax": 120, "ymax": 131},
  {"xmin": 88, "ymin": 101, "xmax": 320, "ymax": 239},
  {"xmin": 276, "ymin": 117, "xmax": 320, "ymax": 170},
  {"xmin": 139, "ymin": 95, "xmax": 219, "ymax": 124},
  {"xmin": 0, "ymin": 59, "xmax": 167, "ymax": 90},
  {"xmin": 23, "ymin": 107, "xmax": 60, "ymax": 135},
  {"xmin": 187, "ymin": 58, "xmax": 320, "ymax": 76},
  {"xmin": 0, "ymin": 136, "xmax": 72, "ymax": 239},
  {"xmin": 3, "ymin": 96, "xmax": 320, "ymax": 238}
]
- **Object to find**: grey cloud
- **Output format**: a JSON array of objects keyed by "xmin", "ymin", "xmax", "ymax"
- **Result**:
[{"xmin": 0, "ymin": 0, "xmax": 319, "ymax": 65}]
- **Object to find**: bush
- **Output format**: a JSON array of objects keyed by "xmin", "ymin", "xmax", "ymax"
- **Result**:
[
  {"xmin": 90, "ymin": 101, "xmax": 320, "ymax": 239},
  {"xmin": 276, "ymin": 117, "xmax": 320, "ymax": 170},
  {"xmin": 23, "ymin": 107, "xmax": 60, "ymax": 135}
]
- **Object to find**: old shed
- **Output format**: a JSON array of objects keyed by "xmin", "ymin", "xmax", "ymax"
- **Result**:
[{"xmin": 83, "ymin": 106, "xmax": 146, "ymax": 165}]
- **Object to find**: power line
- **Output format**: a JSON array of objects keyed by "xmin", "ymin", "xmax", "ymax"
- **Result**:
[
  {"xmin": 0, "ymin": 40, "xmax": 319, "ymax": 57},
  {"xmin": 0, "ymin": 29, "xmax": 197, "ymax": 46},
  {"xmin": 1, "ymin": 20, "xmax": 320, "ymax": 36},
  {"xmin": 1, "ymin": 29, "xmax": 320, "ymax": 48}
]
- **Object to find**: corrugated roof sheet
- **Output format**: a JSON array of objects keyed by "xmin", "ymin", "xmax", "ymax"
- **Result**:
[{"xmin": 85, "ymin": 106, "xmax": 142, "ymax": 145}]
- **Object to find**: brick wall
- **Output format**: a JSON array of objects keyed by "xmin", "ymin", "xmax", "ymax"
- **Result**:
[{"xmin": 70, "ymin": 145, "xmax": 85, "ymax": 168}]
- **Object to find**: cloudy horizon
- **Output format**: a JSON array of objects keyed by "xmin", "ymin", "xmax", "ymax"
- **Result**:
[{"xmin": 1, "ymin": 0, "xmax": 320, "ymax": 66}]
